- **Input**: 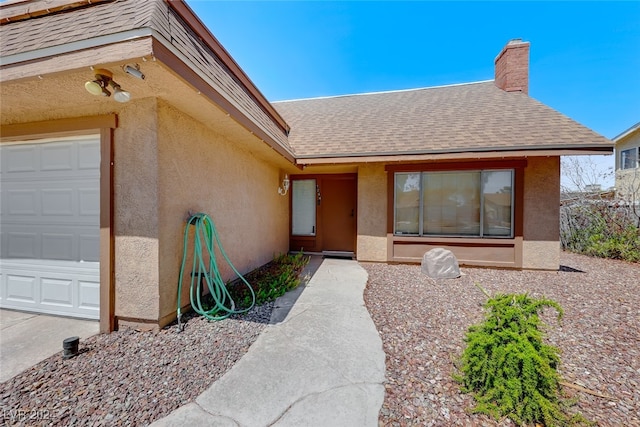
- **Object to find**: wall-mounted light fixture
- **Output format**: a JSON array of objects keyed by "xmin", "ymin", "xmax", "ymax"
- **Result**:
[
  {"xmin": 278, "ymin": 174, "xmax": 290, "ymax": 196},
  {"xmin": 84, "ymin": 68, "xmax": 131, "ymax": 103},
  {"xmin": 123, "ymin": 64, "xmax": 145, "ymax": 80}
]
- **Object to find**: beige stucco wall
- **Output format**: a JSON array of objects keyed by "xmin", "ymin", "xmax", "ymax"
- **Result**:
[
  {"xmin": 615, "ymin": 129, "xmax": 640, "ymax": 201},
  {"xmin": 356, "ymin": 164, "xmax": 388, "ymax": 262},
  {"xmin": 616, "ymin": 169, "xmax": 640, "ymax": 201},
  {"xmin": 113, "ymin": 98, "xmax": 161, "ymax": 321},
  {"xmin": 522, "ymin": 156, "xmax": 561, "ymax": 269},
  {"xmin": 156, "ymin": 101, "xmax": 289, "ymax": 324}
]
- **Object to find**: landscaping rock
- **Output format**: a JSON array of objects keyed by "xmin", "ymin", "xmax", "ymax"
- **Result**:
[{"xmin": 421, "ymin": 248, "xmax": 461, "ymax": 279}]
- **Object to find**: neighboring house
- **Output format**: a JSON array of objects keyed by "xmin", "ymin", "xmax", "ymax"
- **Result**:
[
  {"xmin": 0, "ymin": 0, "xmax": 613, "ymax": 332},
  {"xmin": 614, "ymin": 122, "xmax": 640, "ymax": 201}
]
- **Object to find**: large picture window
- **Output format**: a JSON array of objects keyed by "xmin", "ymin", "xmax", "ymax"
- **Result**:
[{"xmin": 394, "ymin": 169, "xmax": 514, "ymax": 238}]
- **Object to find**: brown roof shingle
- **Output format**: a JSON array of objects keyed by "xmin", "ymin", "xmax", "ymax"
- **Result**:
[
  {"xmin": 0, "ymin": 0, "xmax": 292, "ymax": 155},
  {"xmin": 274, "ymin": 81, "xmax": 613, "ymax": 159}
]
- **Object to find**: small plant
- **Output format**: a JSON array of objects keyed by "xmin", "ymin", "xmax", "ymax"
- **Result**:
[
  {"xmin": 228, "ymin": 251, "xmax": 310, "ymax": 308},
  {"xmin": 456, "ymin": 287, "xmax": 589, "ymax": 426}
]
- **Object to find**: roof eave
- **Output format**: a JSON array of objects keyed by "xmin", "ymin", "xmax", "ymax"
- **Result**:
[
  {"xmin": 0, "ymin": 15, "xmax": 296, "ymax": 164},
  {"xmin": 613, "ymin": 121, "xmax": 640, "ymax": 142},
  {"xmin": 295, "ymin": 146, "xmax": 614, "ymax": 166},
  {"xmin": 165, "ymin": 0, "xmax": 290, "ymax": 134}
]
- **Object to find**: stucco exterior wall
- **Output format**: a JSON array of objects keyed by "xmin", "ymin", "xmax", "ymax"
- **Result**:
[
  {"xmin": 156, "ymin": 101, "xmax": 289, "ymax": 324},
  {"xmin": 616, "ymin": 169, "xmax": 640, "ymax": 201},
  {"xmin": 615, "ymin": 129, "xmax": 640, "ymax": 201},
  {"xmin": 113, "ymin": 98, "xmax": 160, "ymax": 322},
  {"xmin": 356, "ymin": 164, "xmax": 388, "ymax": 262},
  {"xmin": 522, "ymin": 156, "xmax": 561, "ymax": 269}
]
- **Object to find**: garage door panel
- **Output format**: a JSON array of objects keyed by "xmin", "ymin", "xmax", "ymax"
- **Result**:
[
  {"xmin": 7, "ymin": 189, "xmax": 38, "ymax": 215},
  {"xmin": 41, "ymin": 277, "xmax": 73, "ymax": 307},
  {"xmin": 5, "ymin": 232, "xmax": 38, "ymax": 258},
  {"xmin": 6, "ymin": 274, "xmax": 37, "ymax": 303},
  {"xmin": 42, "ymin": 188, "xmax": 75, "ymax": 215},
  {"xmin": 3, "ymin": 226, "xmax": 98, "ymax": 261},
  {"xmin": 78, "ymin": 140, "xmax": 100, "ymax": 169},
  {"xmin": 79, "ymin": 281, "xmax": 100, "ymax": 310},
  {"xmin": 42, "ymin": 233, "xmax": 75, "ymax": 260},
  {"xmin": 5, "ymin": 145, "xmax": 37, "ymax": 173},
  {"xmin": 41, "ymin": 143, "xmax": 74, "ymax": 171},
  {"xmin": 79, "ymin": 188, "xmax": 100, "ymax": 216},
  {"xmin": 79, "ymin": 234, "xmax": 99, "ymax": 262},
  {"xmin": 1, "ymin": 137, "xmax": 100, "ymax": 320}
]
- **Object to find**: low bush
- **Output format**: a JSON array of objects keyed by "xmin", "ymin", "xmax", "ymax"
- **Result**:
[
  {"xmin": 456, "ymin": 289, "xmax": 589, "ymax": 426},
  {"xmin": 228, "ymin": 251, "xmax": 310, "ymax": 308},
  {"xmin": 561, "ymin": 202, "xmax": 640, "ymax": 263}
]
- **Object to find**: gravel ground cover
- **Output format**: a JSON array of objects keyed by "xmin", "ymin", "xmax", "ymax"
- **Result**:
[
  {"xmin": 363, "ymin": 251, "xmax": 639, "ymax": 426},
  {"xmin": 0, "ymin": 303, "xmax": 273, "ymax": 426}
]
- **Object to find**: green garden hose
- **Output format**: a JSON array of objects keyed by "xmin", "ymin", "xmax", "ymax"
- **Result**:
[{"xmin": 176, "ymin": 213, "xmax": 255, "ymax": 329}]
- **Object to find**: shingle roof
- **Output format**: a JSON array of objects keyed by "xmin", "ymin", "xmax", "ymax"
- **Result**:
[
  {"xmin": 274, "ymin": 81, "xmax": 613, "ymax": 159},
  {"xmin": 0, "ymin": 0, "xmax": 292, "ymax": 155}
]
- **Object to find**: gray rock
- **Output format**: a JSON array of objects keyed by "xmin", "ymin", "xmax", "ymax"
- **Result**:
[{"xmin": 421, "ymin": 248, "xmax": 460, "ymax": 279}]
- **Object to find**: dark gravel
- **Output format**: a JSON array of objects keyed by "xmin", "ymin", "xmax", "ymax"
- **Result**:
[
  {"xmin": 0, "ymin": 303, "xmax": 273, "ymax": 426},
  {"xmin": 363, "ymin": 251, "xmax": 640, "ymax": 426}
]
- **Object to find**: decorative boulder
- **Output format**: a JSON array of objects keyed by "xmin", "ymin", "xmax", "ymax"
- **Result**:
[{"xmin": 422, "ymin": 248, "xmax": 461, "ymax": 279}]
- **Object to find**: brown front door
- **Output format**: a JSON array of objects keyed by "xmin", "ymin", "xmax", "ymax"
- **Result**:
[
  {"xmin": 289, "ymin": 174, "xmax": 357, "ymax": 254},
  {"xmin": 321, "ymin": 176, "xmax": 357, "ymax": 252}
]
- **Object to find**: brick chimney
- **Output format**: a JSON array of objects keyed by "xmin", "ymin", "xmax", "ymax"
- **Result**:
[{"xmin": 494, "ymin": 39, "xmax": 530, "ymax": 95}]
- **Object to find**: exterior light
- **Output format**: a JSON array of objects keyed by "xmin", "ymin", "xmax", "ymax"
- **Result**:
[
  {"xmin": 84, "ymin": 68, "xmax": 130, "ymax": 102},
  {"xmin": 278, "ymin": 174, "xmax": 290, "ymax": 196},
  {"xmin": 111, "ymin": 82, "xmax": 131, "ymax": 103},
  {"xmin": 84, "ymin": 79, "xmax": 110, "ymax": 96}
]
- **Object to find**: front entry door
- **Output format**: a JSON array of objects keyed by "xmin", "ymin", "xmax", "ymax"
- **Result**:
[
  {"xmin": 289, "ymin": 174, "xmax": 357, "ymax": 254},
  {"xmin": 321, "ymin": 176, "xmax": 356, "ymax": 252}
]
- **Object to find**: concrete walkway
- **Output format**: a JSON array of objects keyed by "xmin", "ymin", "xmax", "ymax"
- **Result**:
[
  {"xmin": 0, "ymin": 310, "xmax": 99, "ymax": 383},
  {"xmin": 152, "ymin": 257, "xmax": 386, "ymax": 427}
]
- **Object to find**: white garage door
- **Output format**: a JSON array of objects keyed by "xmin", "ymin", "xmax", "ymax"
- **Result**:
[{"xmin": 0, "ymin": 136, "xmax": 100, "ymax": 319}]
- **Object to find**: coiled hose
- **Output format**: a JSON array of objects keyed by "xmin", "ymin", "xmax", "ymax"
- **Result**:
[{"xmin": 176, "ymin": 213, "xmax": 255, "ymax": 330}]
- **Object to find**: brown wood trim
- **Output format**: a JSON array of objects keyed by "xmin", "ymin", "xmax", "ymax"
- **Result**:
[
  {"xmin": 296, "ymin": 149, "xmax": 612, "ymax": 166},
  {"xmin": 514, "ymin": 167, "xmax": 524, "ymax": 237},
  {"xmin": 290, "ymin": 172, "xmax": 357, "ymax": 180},
  {"xmin": 390, "ymin": 256, "xmax": 518, "ymax": 269},
  {"xmin": 393, "ymin": 235, "xmax": 516, "ymax": 244},
  {"xmin": 387, "ymin": 171, "xmax": 394, "ymax": 234},
  {"xmin": 394, "ymin": 240, "xmax": 514, "ymax": 248},
  {"xmin": 0, "ymin": 114, "xmax": 117, "ymax": 141},
  {"xmin": 100, "ymin": 127, "xmax": 115, "ymax": 333},
  {"xmin": 164, "ymin": 0, "xmax": 290, "ymax": 134},
  {"xmin": 151, "ymin": 39, "xmax": 295, "ymax": 165},
  {"xmin": 385, "ymin": 159, "xmax": 527, "ymax": 172}
]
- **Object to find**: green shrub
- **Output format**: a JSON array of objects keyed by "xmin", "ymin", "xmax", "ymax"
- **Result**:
[
  {"xmin": 456, "ymin": 290, "xmax": 589, "ymax": 426},
  {"xmin": 561, "ymin": 202, "xmax": 640, "ymax": 263},
  {"xmin": 228, "ymin": 251, "xmax": 310, "ymax": 308}
]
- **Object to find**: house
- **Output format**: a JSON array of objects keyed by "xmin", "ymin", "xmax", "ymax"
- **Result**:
[
  {"xmin": 614, "ymin": 122, "xmax": 640, "ymax": 202},
  {"xmin": 274, "ymin": 41, "xmax": 612, "ymax": 270},
  {"xmin": 0, "ymin": 0, "xmax": 613, "ymax": 332}
]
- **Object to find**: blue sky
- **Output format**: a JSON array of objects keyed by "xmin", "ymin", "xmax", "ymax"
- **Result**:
[{"xmin": 187, "ymin": 1, "xmax": 640, "ymax": 189}]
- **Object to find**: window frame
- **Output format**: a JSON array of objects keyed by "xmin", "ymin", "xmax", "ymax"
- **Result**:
[
  {"xmin": 620, "ymin": 147, "xmax": 639, "ymax": 170},
  {"xmin": 393, "ymin": 168, "xmax": 515, "ymax": 238},
  {"xmin": 291, "ymin": 178, "xmax": 317, "ymax": 236}
]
